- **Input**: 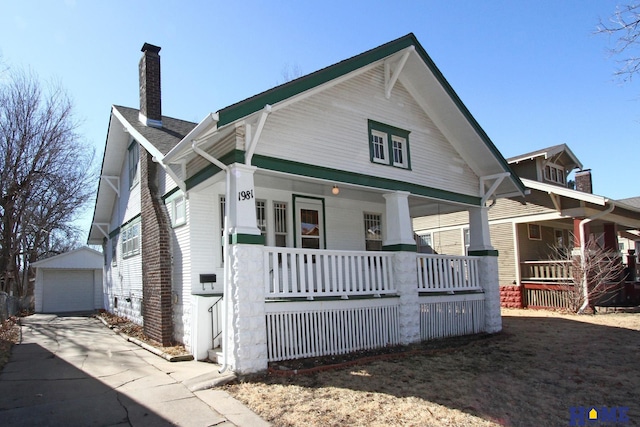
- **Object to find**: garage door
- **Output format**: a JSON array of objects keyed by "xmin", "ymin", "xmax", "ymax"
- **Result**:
[{"xmin": 42, "ymin": 270, "xmax": 94, "ymax": 313}]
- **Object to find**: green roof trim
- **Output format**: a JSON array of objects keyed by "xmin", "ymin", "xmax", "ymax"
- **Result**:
[
  {"xmin": 211, "ymin": 32, "xmax": 524, "ymax": 196},
  {"xmin": 216, "ymin": 35, "xmax": 417, "ymax": 127},
  {"xmin": 185, "ymin": 149, "xmax": 481, "ymax": 205},
  {"xmin": 253, "ymin": 154, "xmax": 481, "ymax": 206}
]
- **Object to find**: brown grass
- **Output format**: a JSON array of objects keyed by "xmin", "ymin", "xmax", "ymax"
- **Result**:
[
  {"xmin": 0, "ymin": 316, "xmax": 21, "ymax": 372},
  {"xmin": 223, "ymin": 308, "xmax": 640, "ymax": 427}
]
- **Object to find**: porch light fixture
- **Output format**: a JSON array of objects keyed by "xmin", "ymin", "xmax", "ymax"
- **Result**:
[{"xmin": 332, "ymin": 185, "xmax": 340, "ymax": 195}]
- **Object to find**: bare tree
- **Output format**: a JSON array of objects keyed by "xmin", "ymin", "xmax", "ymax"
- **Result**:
[
  {"xmin": 597, "ymin": 3, "xmax": 640, "ymax": 82},
  {"xmin": 0, "ymin": 68, "xmax": 95, "ymax": 298},
  {"xmin": 549, "ymin": 238, "xmax": 624, "ymax": 313}
]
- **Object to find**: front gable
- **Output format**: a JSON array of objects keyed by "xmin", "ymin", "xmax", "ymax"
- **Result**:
[{"xmin": 163, "ymin": 33, "xmax": 524, "ymax": 206}]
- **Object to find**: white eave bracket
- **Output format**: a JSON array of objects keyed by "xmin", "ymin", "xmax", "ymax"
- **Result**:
[
  {"xmin": 549, "ymin": 192, "xmax": 562, "ymax": 212},
  {"xmin": 384, "ymin": 46, "xmax": 414, "ymax": 99},
  {"xmin": 245, "ymin": 104, "xmax": 272, "ymax": 165},
  {"xmin": 100, "ymin": 176, "xmax": 120, "ymax": 197},
  {"xmin": 93, "ymin": 223, "xmax": 110, "ymax": 239},
  {"xmin": 480, "ymin": 172, "xmax": 511, "ymax": 206},
  {"xmin": 155, "ymin": 158, "xmax": 187, "ymax": 193}
]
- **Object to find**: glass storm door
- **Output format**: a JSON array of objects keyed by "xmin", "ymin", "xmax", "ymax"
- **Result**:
[{"xmin": 296, "ymin": 200, "xmax": 324, "ymax": 249}]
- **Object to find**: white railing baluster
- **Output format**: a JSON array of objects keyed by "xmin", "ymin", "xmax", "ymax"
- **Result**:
[{"xmin": 416, "ymin": 254, "xmax": 482, "ymax": 293}]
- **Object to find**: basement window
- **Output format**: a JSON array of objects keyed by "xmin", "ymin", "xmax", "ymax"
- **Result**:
[{"xmin": 368, "ymin": 120, "xmax": 411, "ymax": 170}]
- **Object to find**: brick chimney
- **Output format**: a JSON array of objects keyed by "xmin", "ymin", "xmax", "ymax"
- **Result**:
[
  {"xmin": 575, "ymin": 169, "xmax": 593, "ymax": 194},
  {"xmin": 139, "ymin": 43, "xmax": 162, "ymax": 128}
]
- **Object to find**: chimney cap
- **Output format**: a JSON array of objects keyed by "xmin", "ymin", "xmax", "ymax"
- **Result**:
[{"xmin": 141, "ymin": 43, "xmax": 161, "ymax": 54}]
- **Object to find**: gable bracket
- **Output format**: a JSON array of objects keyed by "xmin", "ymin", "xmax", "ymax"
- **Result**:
[
  {"xmin": 92, "ymin": 223, "xmax": 110, "ymax": 239},
  {"xmin": 245, "ymin": 104, "xmax": 272, "ymax": 165},
  {"xmin": 549, "ymin": 192, "xmax": 562, "ymax": 212},
  {"xmin": 384, "ymin": 46, "xmax": 414, "ymax": 99},
  {"xmin": 156, "ymin": 158, "xmax": 187, "ymax": 193},
  {"xmin": 480, "ymin": 172, "xmax": 510, "ymax": 206},
  {"xmin": 100, "ymin": 175, "xmax": 120, "ymax": 197}
]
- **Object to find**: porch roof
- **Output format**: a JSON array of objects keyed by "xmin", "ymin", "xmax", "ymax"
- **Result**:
[{"xmin": 522, "ymin": 178, "xmax": 640, "ymax": 229}]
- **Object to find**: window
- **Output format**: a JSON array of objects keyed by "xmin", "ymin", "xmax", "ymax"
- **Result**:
[
  {"xmin": 121, "ymin": 221, "xmax": 140, "ymax": 258},
  {"xmin": 463, "ymin": 228, "xmax": 470, "ymax": 255},
  {"xmin": 364, "ymin": 213, "xmax": 382, "ymax": 251},
  {"xmin": 274, "ymin": 202, "xmax": 288, "ymax": 247},
  {"xmin": 392, "ymin": 136, "xmax": 407, "ymax": 168},
  {"xmin": 165, "ymin": 192, "xmax": 186, "ymax": 227},
  {"xmin": 368, "ymin": 120, "xmax": 411, "ymax": 169},
  {"xmin": 128, "ymin": 142, "xmax": 139, "ymax": 187},
  {"xmin": 256, "ymin": 200, "xmax": 266, "ymax": 241},
  {"xmin": 528, "ymin": 224, "xmax": 542, "ymax": 240},
  {"xmin": 415, "ymin": 233, "xmax": 434, "ymax": 254},
  {"xmin": 371, "ymin": 130, "xmax": 388, "ymax": 164},
  {"xmin": 544, "ymin": 163, "xmax": 565, "ymax": 185},
  {"xmin": 111, "ymin": 235, "xmax": 118, "ymax": 266}
]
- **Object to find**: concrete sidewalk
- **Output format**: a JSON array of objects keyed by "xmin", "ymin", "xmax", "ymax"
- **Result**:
[{"xmin": 0, "ymin": 314, "xmax": 271, "ymax": 427}]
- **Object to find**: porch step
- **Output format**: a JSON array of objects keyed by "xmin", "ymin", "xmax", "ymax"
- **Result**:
[{"xmin": 207, "ymin": 347, "xmax": 223, "ymax": 364}]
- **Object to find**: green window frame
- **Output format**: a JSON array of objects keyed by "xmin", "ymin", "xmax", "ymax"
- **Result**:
[
  {"xmin": 121, "ymin": 220, "xmax": 141, "ymax": 258},
  {"xmin": 368, "ymin": 120, "xmax": 411, "ymax": 170}
]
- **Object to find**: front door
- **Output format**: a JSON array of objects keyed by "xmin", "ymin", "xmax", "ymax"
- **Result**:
[{"xmin": 296, "ymin": 198, "xmax": 324, "ymax": 249}]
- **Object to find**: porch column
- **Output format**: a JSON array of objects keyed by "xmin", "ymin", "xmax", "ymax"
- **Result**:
[
  {"xmin": 227, "ymin": 243, "xmax": 267, "ymax": 374},
  {"xmin": 468, "ymin": 207, "xmax": 501, "ymax": 333},
  {"xmin": 382, "ymin": 191, "xmax": 419, "ymax": 344},
  {"xmin": 225, "ymin": 163, "xmax": 267, "ymax": 374},
  {"xmin": 382, "ymin": 191, "xmax": 417, "ymax": 251},
  {"xmin": 228, "ymin": 163, "xmax": 263, "ymax": 243}
]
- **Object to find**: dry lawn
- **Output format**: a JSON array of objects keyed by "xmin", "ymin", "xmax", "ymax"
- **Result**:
[{"xmin": 224, "ymin": 308, "xmax": 640, "ymax": 427}]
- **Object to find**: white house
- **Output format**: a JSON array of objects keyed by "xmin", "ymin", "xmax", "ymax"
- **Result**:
[{"xmin": 88, "ymin": 34, "xmax": 525, "ymax": 374}]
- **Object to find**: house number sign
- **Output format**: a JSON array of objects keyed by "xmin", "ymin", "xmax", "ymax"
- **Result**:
[{"xmin": 238, "ymin": 189, "xmax": 254, "ymax": 201}]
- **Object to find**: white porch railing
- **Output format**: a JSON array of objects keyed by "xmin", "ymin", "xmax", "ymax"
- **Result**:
[
  {"xmin": 521, "ymin": 260, "xmax": 573, "ymax": 282},
  {"xmin": 416, "ymin": 254, "xmax": 481, "ymax": 292},
  {"xmin": 264, "ymin": 247, "xmax": 395, "ymax": 299}
]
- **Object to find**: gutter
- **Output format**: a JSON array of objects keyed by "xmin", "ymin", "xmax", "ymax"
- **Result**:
[{"xmin": 578, "ymin": 200, "xmax": 615, "ymax": 313}]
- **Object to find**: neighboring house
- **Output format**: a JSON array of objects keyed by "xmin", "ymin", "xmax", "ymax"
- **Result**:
[
  {"xmin": 31, "ymin": 247, "xmax": 104, "ymax": 313},
  {"xmin": 87, "ymin": 34, "xmax": 526, "ymax": 374},
  {"xmin": 413, "ymin": 144, "xmax": 640, "ymax": 309}
]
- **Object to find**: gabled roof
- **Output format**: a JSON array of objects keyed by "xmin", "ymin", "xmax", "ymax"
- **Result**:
[
  {"xmin": 163, "ymin": 33, "xmax": 525, "ymax": 199},
  {"xmin": 114, "ymin": 105, "xmax": 197, "ymax": 156},
  {"xmin": 507, "ymin": 144, "xmax": 583, "ymax": 171},
  {"xmin": 31, "ymin": 247, "xmax": 103, "ymax": 269},
  {"xmin": 87, "ymin": 107, "xmax": 197, "ymax": 244}
]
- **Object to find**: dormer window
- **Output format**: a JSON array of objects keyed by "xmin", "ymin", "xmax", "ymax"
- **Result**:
[{"xmin": 544, "ymin": 163, "xmax": 565, "ymax": 185}]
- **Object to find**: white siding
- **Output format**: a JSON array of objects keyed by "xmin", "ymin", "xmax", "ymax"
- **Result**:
[
  {"xmin": 170, "ymin": 196, "xmax": 192, "ymax": 347},
  {"xmin": 254, "ymin": 65, "xmax": 479, "ymax": 197}
]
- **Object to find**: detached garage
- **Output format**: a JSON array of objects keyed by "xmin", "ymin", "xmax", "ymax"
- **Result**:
[{"xmin": 32, "ymin": 247, "xmax": 104, "ymax": 313}]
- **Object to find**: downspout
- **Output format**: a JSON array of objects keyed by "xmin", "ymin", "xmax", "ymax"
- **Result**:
[
  {"xmin": 191, "ymin": 141, "xmax": 232, "ymax": 373},
  {"xmin": 578, "ymin": 201, "xmax": 615, "ymax": 313}
]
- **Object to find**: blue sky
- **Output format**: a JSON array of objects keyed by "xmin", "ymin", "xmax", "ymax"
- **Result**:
[{"xmin": 1, "ymin": 1, "xmax": 638, "ymax": 238}]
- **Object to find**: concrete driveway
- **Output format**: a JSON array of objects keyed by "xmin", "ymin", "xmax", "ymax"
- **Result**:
[{"xmin": 0, "ymin": 314, "xmax": 270, "ymax": 427}]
